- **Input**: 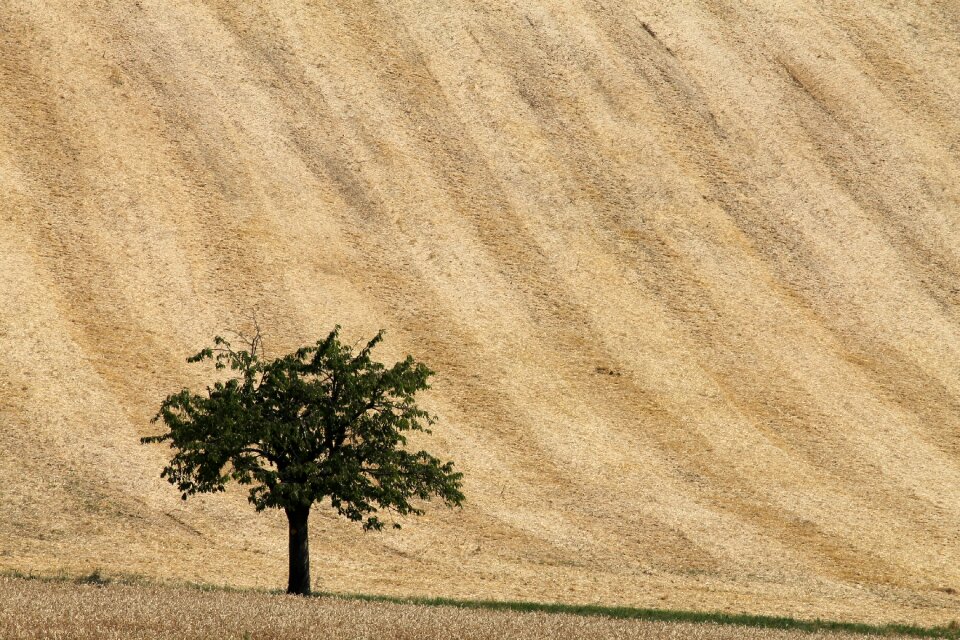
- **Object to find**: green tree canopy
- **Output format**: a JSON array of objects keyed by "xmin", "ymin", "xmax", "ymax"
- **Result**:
[{"xmin": 141, "ymin": 326, "xmax": 464, "ymax": 595}]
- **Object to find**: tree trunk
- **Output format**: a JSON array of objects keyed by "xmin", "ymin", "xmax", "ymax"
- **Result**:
[{"xmin": 285, "ymin": 505, "xmax": 311, "ymax": 595}]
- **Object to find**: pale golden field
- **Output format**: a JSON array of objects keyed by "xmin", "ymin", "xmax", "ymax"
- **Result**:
[
  {"xmin": 0, "ymin": 577, "xmax": 926, "ymax": 640},
  {"xmin": 1, "ymin": 0, "xmax": 959, "ymax": 629}
]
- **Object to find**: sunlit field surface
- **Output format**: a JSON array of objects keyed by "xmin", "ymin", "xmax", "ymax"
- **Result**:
[
  {"xmin": 0, "ymin": 577, "xmax": 930, "ymax": 640},
  {"xmin": 2, "ymin": 0, "xmax": 960, "ymax": 626}
]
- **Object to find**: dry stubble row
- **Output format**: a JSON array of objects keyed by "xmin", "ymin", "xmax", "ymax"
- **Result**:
[{"xmin": 0, "ymin": 577, "xmax": 912, "ymax": 640}]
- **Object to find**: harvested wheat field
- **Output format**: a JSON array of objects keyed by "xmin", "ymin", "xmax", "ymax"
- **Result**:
[
  {"xmin": 1, "ymin": 0, "xmax": 960, "ymax": 629},
  {"xmin": 0, "ymin": 576, "xmax": 940, "ymax": 640}
]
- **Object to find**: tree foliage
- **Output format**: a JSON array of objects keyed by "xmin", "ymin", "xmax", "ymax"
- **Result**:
[{"xmin": 142, "ymin": 326, "xmax": 464, "ymax": 593}]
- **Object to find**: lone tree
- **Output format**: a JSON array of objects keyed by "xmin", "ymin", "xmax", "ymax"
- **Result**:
[{"xmin": 141, "ymin": 326, "xmax": 464, "ymax": 595}]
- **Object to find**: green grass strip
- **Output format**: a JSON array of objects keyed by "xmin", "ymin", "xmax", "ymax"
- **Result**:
[{"xmin": 317, "ymin": 591, "xmax": 960, "ymax": 638}]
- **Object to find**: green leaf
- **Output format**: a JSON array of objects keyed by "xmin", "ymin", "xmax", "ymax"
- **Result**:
[{"xmin": 142, "ymin": 326, "xmax": 465, "ymax": 524}]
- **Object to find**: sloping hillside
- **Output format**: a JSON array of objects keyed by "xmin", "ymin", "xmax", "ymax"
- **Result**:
[{"xmin": 1, "ymin": 0, "xmax": 959, "ymax": 625}]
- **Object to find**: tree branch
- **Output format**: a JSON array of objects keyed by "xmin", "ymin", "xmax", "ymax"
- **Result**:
[{"xmin": 239, "ymin": 446, "xmax": 279, "ymax": 465}]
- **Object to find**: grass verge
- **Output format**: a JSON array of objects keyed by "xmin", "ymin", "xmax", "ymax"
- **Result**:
[
  {"xmin": 3, "ymin": 569, "xmax": 957, "ymax": 638},
  {"xmin": 317, "ymin": 592, "xmax": 960, "ymax": 638}
]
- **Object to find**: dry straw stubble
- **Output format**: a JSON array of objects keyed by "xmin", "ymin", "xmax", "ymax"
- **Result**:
[
  {"xmin": 0, "ymin": 577, "xmax": 922, "ymax": 640},
  {"xmin": 1, "ymin": 0, "xmax": 960, "ymax": 627}
]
